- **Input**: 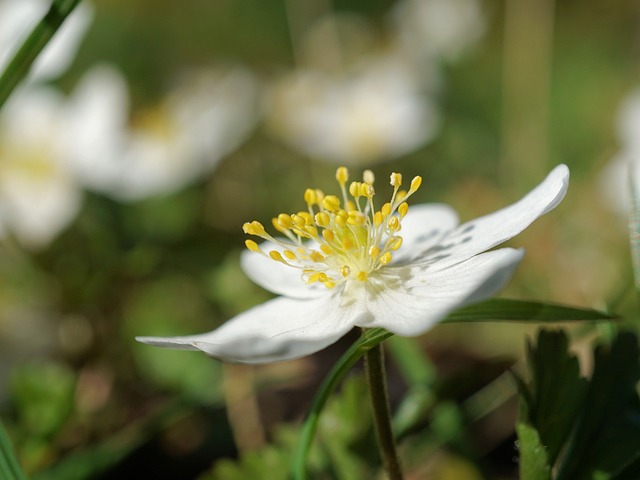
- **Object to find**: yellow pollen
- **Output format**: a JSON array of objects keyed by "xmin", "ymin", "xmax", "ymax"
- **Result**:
[
  {"xmin": 363, "ymin": 169, "xmax": 375, "ymax": 185},
  {"xmin": 336, "ymin": 166, "xmax": 349, "ymax": 185},
  {"xmin": 335, "ymin": 210, "xmax": 348, "ymax": 226},
  {"xmin": 390, "ymin": 172, "xmax": 402, "ymax": 187},
  {"xmin": 322, "ymin": 195, "xmax": 341, "ymax": 212},
  {"xmin": 381, "ymin": 203, "xmax": 392, "ymax": 217},
  {"xmin": 304, "ymin": 188, "xmax": 317, "ymax": 205},
  {"xmin": 322, "ymin": 229, "xmax": 335, "ymax": 242},
  {"xmin": 320, "ymin": 244, "xmax": 334, "ymax": 255},
  {"xmin": 278, "ymin": 213, "xmax": 293, "ymax": 229},
  {"xmin": 245, "ymin": 239, "xmax": 260, "ymax": 252},
  {"xmin": 292, "ymin": 214, "xmax": 307, "ymax": 227},
  {"xmin": 272, "ymin": 217, "xmax": 287, "ymax": 233},
  {"xmin": 315, "ymin": 212, "xmax": 330, "ymax": 227},
  {"xmin": 348, "ymin": 210, "xmax": 366, "ymax": 225},
  {"xmin": 398, "ymin": 202, "xmax": 409, "ymax": 218},
  {"xmin": 269, "ymin": 250, "xmax": 286, "ymax": 263},
  {"xmin": 409, "ymin": 176, "xmax": 422, "ymax": 193},
  {"xmin": 243, "ymin": 166, "xmax": 424, "ymax": 287},
  {"xmin": 310, "ymin": 251, "xmax": 324, "ymax": 262}
]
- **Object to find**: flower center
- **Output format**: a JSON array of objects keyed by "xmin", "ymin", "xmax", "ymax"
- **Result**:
[{"xmin": 243, "ymin": 166, "xmax": 422, "ymax": 289}]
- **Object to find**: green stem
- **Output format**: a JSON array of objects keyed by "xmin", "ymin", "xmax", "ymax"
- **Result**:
[
  {"xmin": 365, "ymin": 342, "xmax": 403, "ymax": 480},
  {"xmin": 290, "ymin": 328, "xmax": 393, "ymax": 480},
  {"xmin": 0, "ymin": 0, "xmax": 83, "ymax": 110}
]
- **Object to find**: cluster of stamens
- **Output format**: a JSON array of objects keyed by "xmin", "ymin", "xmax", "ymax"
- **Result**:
[{"xmin": 243, "ymin": 166, "xmax": 422, "ymax": 289}]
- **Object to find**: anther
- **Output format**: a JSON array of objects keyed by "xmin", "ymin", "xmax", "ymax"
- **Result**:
[
  {"xmin": 245, "ymin": 239, "xmax": 261, "ymax": 252},
  {"xmin": 379, "ymin": 252, "xmax": 392, "ymax": 265},
  {"xmin": 269, "ymin": 250, "xmax": 286, "ymax": 263},
  {"xmin": 363, "ymin": 170, "xmax": 375, "ymax": 185},
  {"xmin": 398, "ymin": 202, "xmax": 409, "ymax": 218},
  {"xmin": 322, "ymin": 229, "xmax": 335, "ymax": 242},
  {"xmin": 390, "ymin": 172, "xmax": 402, "ymax": 187},
  {"xmin": 336, "ymin": 166, "xmax": 349, "ymax": 185},
  {"xmin": 315, "ymin": 212, "xmax": 330, "ymax": 227},
  {"xmin": 278, "ymin": 213, "xmax": 293, "ymax": 229},
  {"xmin": 409, "ymin": 176, "xmax": 422, "ymax": 193},
  {"xmin": 304, "ymin": 188, "xmax": 317, "ymax": 205},
  {"xmin": 322, "ymin": 195, "xmax": 341, "ymax": 212}
]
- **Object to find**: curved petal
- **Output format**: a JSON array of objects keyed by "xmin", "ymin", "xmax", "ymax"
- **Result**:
[
  {"xmin": 136, "ymin": 293, "xmax": 365, "ymax": 364},
  {"xmin": 391, "ymin": 203, "xmax": 459, "ymax": 265},
  {"xmin": 356, "ymin": 248, "xmax": 524, "ymax": 336},
  {"xmin": 240, "ymin": 244, "xmax": 327, "ymax": 299},
  {"xmin": 419, "ymin": 164, "xmax": 569, "ymax": 271}
]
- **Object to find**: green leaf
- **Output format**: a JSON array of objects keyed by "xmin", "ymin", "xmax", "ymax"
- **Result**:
[
  {"xmin": 444, "ymin": 299, "xmax": 616, "ymax": 323},
  {"xmin": 557, "ymin": 332, "xmax": 640, "ymax": 480},
  {"xmin": 0, "ymin": 0, "xmax": 84, "ymax": 109},
  {"xmin": 0, "ymin": 419, "xmax": 27, "ymax": 480},
  {"xmin": 521, "ymin": 330, "xmax": 588, "ymax": 466},
  {"xmin": 516, "ymin": 421, "xmax": 552, "ymax": 480}
]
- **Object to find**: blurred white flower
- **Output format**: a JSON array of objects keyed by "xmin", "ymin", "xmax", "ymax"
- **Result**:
[
  {"xmin": 265, "ymin": 55, "xmax": 439, "ymax": 165},
  {"xmin": 0, "ymin": 0, "xmax": 93, "ymax": 82},
  {"xmin": 66, "ymin": 65, "xmax": 260, "ymax": 201},
  {"xmin": 0, "ymin": 88, "xmax": 83, "ymax": 248},
  {"xmin": 391, "ymin": 0, "xmax": 486, "ymax": 62},
  {"xmin": 600, "ymin": 89, "xmax": 640, "ymax": 215}
]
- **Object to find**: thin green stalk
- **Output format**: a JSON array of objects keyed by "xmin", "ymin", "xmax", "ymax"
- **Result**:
[
  {"xmin": 365, "ymin": 343, "xmax": 403, "ymax": 480},
  {"xmin": 0, "ymin": 0, "xmax": 83, "ymax": 110},
  {"xmin": 290, "ymin": 328, "xmax": 393, "ymax": 480}
]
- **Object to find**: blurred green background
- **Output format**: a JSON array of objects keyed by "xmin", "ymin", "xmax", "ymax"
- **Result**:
[{"xmin": 1, "ymin": 0, "xmax": 638, "ymax": 478}]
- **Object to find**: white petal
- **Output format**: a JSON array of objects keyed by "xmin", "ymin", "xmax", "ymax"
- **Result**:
[
  {"xmin": 420, "ymin": 164, "xmax": 568, "ymax": 271},
  {"xmin": 136, "ymin": 294, "xmax": 365, "ymax": 364},
  {"xmin": 240, "ymin": 245, "xmax": 327, "ymax": 299},
  {"xmin": 356, "ymin": 248, "xmax": 524, "ymax": 336},
  {"xmin": 392, "ymin": 203, "xmax": 459, "ymax": 265}
]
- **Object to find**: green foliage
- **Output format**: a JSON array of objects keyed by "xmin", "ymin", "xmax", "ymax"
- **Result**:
[
  {"xmin": 203, "ymin": 376, "xmax": 375, "ymax": 480},
  {"xmin": 516, "ymin": 329, "xmax": 640, "ymax": 480},
  {"xmin": 445, "ymin": 299, "xmax": 617, "ymax": 323},
  {"xmin": 0, "ymin": 419, "xmax": 27, "ymax": 480}
]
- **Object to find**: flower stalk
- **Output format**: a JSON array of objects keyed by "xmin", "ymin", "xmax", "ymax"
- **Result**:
[{"xmin": 365, "ymin": 341, "xmax": 403, "ymax": 480}]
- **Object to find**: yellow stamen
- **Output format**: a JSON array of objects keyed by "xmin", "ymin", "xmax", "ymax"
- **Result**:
[
  {"xmin": 336, "ymin": 166, "xmax": 349, "ymax": 185},
  {"xmin": 245, "ymin": 239, "xmax": 260, "ymax": 252}
]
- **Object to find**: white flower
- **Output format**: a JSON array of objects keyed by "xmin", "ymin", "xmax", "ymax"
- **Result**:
[
  {"xmin": 0, "ymin": 87, "xmax": 82, "ymax": 248},
  {"xmin": 0, "ymin": 0, "xmax": 93, "ymax": 82},
  {"xmin": 137, "ymin": 164, "xmax": 569, "ymax": 364},
  {"xmin": 391, "ymin": 0, "xmax": 486, "ymax": 62},
  {"xmin": 265, "ymin": 56, "xmax": 438, "ymax": 165},
  {"xmin": 599, "ymin": 89, "xmax": 640, "ymax": 215},
  {"xmin": 65, "ymin": 64, "xmax": 259, "ymax": 201}
]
